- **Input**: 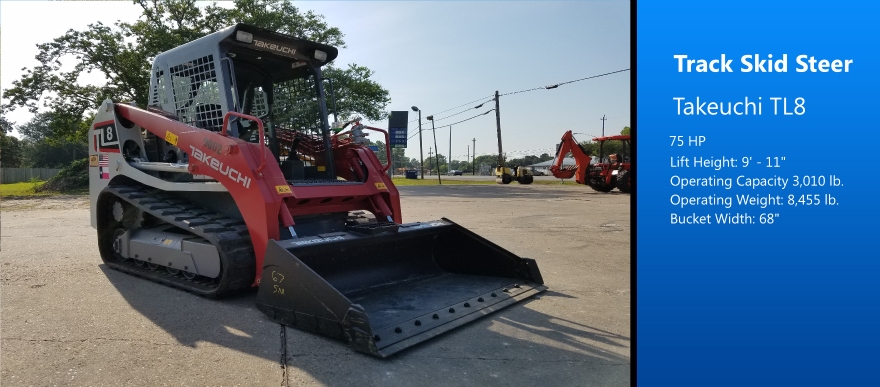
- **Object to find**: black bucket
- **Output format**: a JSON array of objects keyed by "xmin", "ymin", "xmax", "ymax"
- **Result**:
[{"xmin": 255, "ymin": 218, "xmax": 546, "ymax": 357}]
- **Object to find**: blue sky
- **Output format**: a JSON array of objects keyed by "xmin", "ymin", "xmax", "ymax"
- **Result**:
[{"xmin": 1, "ymin": 1, "xmax": 630, "ymax": 162}]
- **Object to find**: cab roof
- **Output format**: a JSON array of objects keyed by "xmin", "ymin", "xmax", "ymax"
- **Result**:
[{"xmin": 153, "ymin": 23, "xmax": 339, "ymax": 67}]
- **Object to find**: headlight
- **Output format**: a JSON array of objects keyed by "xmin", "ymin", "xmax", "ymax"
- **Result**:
[{"xmin": 236, "ymin": 31, "xmax": 253, "ymax": 43}]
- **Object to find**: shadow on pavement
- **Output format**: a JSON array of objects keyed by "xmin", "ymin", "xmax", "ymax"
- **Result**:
[
  {"xmin": 541, "ymin": 290, "xmax": 579, "ymax": 299},
  {"xmin": 285, "ymin": 298, "xmax": 631, "ymax": 386},
  {"xmin": 397, "ymin": 185, "xmax": 626, "ymax": 200},
  {"xmin": 102, "ymin": 266, "xmax": 630, "ymax": 386}
]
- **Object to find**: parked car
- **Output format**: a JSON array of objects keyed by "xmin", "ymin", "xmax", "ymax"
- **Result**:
[{"xmin": 447, "ymin": 170, "xmax": 463, "ymax": 176}]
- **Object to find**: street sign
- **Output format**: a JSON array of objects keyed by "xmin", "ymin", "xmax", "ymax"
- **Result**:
[{"xmin": 388, "ymin": 111, "xmax": 409, "ymax": 149}]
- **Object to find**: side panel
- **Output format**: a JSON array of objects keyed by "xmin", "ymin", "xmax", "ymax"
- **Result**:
[
  {"xmin": 89, "ymin": 100, "xmax": 229, "ymax": 229},
  {"xmin": 114, "ymin": 103, "xmax": 292, "ymax": 286},
  {"xmin": 89, "ymin": 100, "xmax": 123, "ymax": 228}
]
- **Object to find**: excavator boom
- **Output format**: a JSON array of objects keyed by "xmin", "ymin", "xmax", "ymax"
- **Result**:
[{"xmin": 549, "ymin": 130, "xmax": 591, "ymax": 183}]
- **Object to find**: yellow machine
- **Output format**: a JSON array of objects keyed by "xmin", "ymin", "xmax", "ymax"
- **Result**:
[
  {"xmin": 491, "ymin": 89, "xmax": 532, "ymax": 185},
  {"xmin": 495, "ymin": 165, "xmax": 534, "ymax": 184}
]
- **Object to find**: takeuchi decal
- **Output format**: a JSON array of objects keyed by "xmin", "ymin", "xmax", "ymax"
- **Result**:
[
  {"xmin": 254, "ymin": 39, "xmax": 296, "ymax": 56},
  {"xmin": 189, "ymin": 145, "xmax": 252, "ymax": 188}
]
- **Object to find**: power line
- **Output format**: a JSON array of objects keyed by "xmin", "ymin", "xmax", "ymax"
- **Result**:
[
  {"xmin": 405, "ymin": 98, "xmax": 494, "ymax": 140},
  {"xmin": 408, "ymin": 109, "xmax": 495, "ymax": 140},
  {"xmin": 498, "ymin": 86, "xmax": 544, "ymax": 97},
  {"xmin": 402, "ymin": 69, "xmax": 628, "ymax": 153},
  {"xmin": 405, "ymin": 69, "xmax": 627, "ymax": 126},
  {"xmin": 430, "ymin": 95, "xmax": 494, "ymax": 115},
  {"xmin": 407, "ymin": 94, "xmax": 495, "ymax": 124},
  {"xmin": 486, "ymin": 147, "xmax": 556, "ymax": 157},
  {"xmin": 556, "ymin": 68, "xmax": 630, "ymax": 87},
  {"xmin": 430, "ymin": 109, "xmax": 496, "ymax": 130},
  {"xmin": 448, "ymin": 147, "xmax": 557, "ymax": 161},
  {"xmin": 499, "ymin": 68, "xmax": 630, "ymax": 97},
  {"xmin": 426, "ymin": 98, "xmax": 495, "ymax": 123}
]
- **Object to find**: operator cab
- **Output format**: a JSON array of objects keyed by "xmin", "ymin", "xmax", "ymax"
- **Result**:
[{"xmin": 148, "ymin": 24, "xmax": 341, "ymax": 182}]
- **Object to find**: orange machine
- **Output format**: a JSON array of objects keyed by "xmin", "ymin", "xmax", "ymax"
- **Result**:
[{"xmin": 549, "ymin": 131, "xmax": 631, "ymax": 193}]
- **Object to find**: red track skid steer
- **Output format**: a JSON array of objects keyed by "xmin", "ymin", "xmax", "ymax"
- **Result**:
[{"xmin": 89, "ymin": 24, "xmax": 545, "ymax": 357}]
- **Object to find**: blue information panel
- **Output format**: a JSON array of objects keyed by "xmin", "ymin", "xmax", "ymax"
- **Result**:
[
  {"xmin": 389, "ymin": 127, "xmax": 407, "ymax": 148},
  {"xmin": 638, "ymin": 1, "xmax": 879, "ymax": 386},
  {"xmin": 387, "ymin": 111, "xmax": 409, "ymax": 149}
]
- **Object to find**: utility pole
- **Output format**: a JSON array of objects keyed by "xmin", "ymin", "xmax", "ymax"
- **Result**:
[
  {"xmin": 466, "ymin": 145, "xmax": 469, "ymax": 173},
  {"xmin": 448, "ymin": 125, "xmax": 452, "ymax": 174},
  {"xmin": 494, "ymin": 90, "xmax": 504, "ymax": 168},
  {"xmin": 419, "ymin": 111, "xmax": 424, "ymax": 178},
  {"xmin": 600, "ymin": 115, "xmax": 607, "ymax": 137},
  {"xmin": 472, "ymin": 138, "xmax": 476, "ymax": 175},
  {"xmin": 428, "ymin": 116, "xmax": 441, "ymax": 185},
  {"xmin": 412, "ymin": 106, "xmax": 424, "ymax": 179}
]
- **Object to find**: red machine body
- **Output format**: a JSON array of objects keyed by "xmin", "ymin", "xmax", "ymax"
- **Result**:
[{"xmin": 114, "ymin": 104, "xmax": 400, "ymax": 285}]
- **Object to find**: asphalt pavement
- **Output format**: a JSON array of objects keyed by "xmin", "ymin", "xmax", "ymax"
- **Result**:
[{"xmin": 1, "ymin": 184, "xmax": 630, "ymax": 386}]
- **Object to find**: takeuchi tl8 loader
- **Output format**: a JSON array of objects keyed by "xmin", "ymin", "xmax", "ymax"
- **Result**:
[
  {"xmin": 88, "ymin": 24, "xmax": 545, "ymax": 358},
  {"xmin": 549, "ymin": 130, "xmax": 631, "ymax": 193}
]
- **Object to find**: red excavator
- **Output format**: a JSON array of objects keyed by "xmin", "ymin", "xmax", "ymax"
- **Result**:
[
  {"xmin": 89, "ymin": 24, "xmax": 545, "ymax": 358},
  {"xmin": 549, "ymin": 130, "xmax": 631, "ymax": 193}
]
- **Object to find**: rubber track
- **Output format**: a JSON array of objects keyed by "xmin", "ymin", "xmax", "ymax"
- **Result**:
[{"xmin": 103, "ymin": 185, "xmax": 255, "ymax": 298}]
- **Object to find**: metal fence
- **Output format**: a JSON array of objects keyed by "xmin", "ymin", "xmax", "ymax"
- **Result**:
[{"xmin": 1, "ymin": 168, "xmax": 63, "ymax": 184}]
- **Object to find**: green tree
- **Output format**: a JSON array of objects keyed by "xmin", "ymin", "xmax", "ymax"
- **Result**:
[
  {"xmin": 425, "ymin": 153, "xmax": 447, "ymax": 174},
  {"xmin": 2, "ymin": 0, "xmax": 389, "ymax": 144},
  {"xmin": 473, "ymin": 154, "xmax": 496, "ymax": 166},
  {"xmin": 389, "ymin": 147, "xmax": 409, "ymax": 170},
  {"xmin": 621, "ymin": 126, "xmax": 631, "ymax": 135},
  {"xmin": 13, "ymin": 113, "xmax": 89, "ymax": 168},
  {"xmin": 449, "ymin": 159, "xmax": 470, "ymax": 172},
  {"xmin": 324, "ymin": 64, "xmax": 391, "ymax": 122},
  {"xmin": 0, "ymin": 134, "xmax": 25, "ymax": 167},
  {"xmin": 16, "ymin": 111, "xmax": 92, "ymax": 146},
  {"xmin": 21, "ymin": 138, "xmax": 88, "ymax": 168},
  {"xmin": 577, "ymin": 139, "xmax": 626, "ymax": 161},
  {"xmin": 577, "ymin": 141, "xmax": 595, "ymax": 155},
  {"xmin": 0, "ymin": 116, "xmax": 14, "ymax": 134},
  {"xmin": 470, "ymin": 154, "xmax": 496, "ymax": 174}
]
